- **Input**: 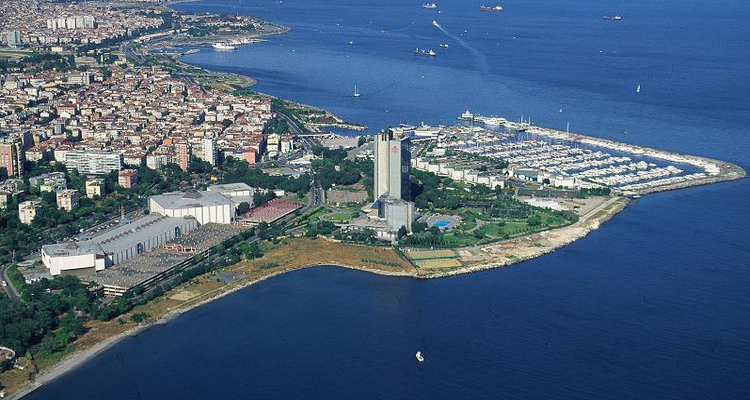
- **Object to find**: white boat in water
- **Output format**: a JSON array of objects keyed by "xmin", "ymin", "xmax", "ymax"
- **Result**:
[
  {"xmin": 459, "ymin": 109, "xmax": 474, "ymax": 120},
  {"xmin": 353, "ymin": 85, "xmax": 360, "ymax": 98},
  {"xmin": 416, "ymin": 351, "xmax": 425, "ymax": 363},
  {"xmin": 422, "ymin": 3, "xmax": 437, "ymax": 9},
  {"xmin": 212, "ymin": 43, "xmax": 236, "ymax": 51},
  {"xmin": 414, "ymin": 48, "xmax": 437, "ymax": 57}
]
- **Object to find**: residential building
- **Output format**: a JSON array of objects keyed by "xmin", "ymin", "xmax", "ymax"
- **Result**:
[
  {"xmin": 118, "ymin": 169, "xmax": 138, "ymax": 189},
  {"xmin": 56, "ymin": 189, "xmax": 79, "ymax": 212},
  {"xmin": 6, "ymin": 31, "xmax": 21, "ymax": 48},
  {"xmin": 85, "ymin": 179, "xmax": 105, "ymax": 198},
  {"xmin": 201, "ymin": 136, "xmax": 217, "ymax": 166},
  {"xmin": 146, "ymin": 154, "xmax": 168, "ymax": 170},
  {"xmin": 0, "ymin": 135, "xmax": 24, "ymax": 178},
  {"xmin": 62, "ymin": 150, "xmax": 123, "ymax": 175},
  {"xmin": 18, "ymin": 200, "xmax": 43, "ymax": 224},
  {"xmin": 175, "ymin": 141, "xmax": 191, "ymax": 172}
]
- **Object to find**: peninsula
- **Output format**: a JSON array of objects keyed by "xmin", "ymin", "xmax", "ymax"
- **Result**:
[{"xmin": 0, "ymin": 1, "xmax": 745, "ymax": 398}]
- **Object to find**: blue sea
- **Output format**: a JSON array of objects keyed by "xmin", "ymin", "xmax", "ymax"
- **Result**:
[{"xmin": 26, "ymin": 0, "xmax": 750, "ymax": 399}]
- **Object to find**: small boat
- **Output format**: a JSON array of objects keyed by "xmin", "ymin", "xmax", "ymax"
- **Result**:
[
  {"xmin": 348, "ymin": 40, "xmax": 354, "ymax": 45},
  {"xmin": 603, "ymin": 14, "xmax": 622, "ymax": 21},
  {"xmin": 416, "ymin": 351, "xmax": 425, "ymax": 363},
  {"xmin": 636, "ymin": 84, "xmax": 641, "ymax": 93},
  {"xmin": 459, "ymin": 109, "xmax": 474, "ymax": 120},
  {"xmin": 353, "ymin": 85, "xmax": 360, "ymax": 98},
  {"xmin": 422, "ymin": 3, "xmax": 437, "ymax": 9},
  {"xmin": 414, "ymin": 48, "xmax": 437, "ymax": 57},
  {"xmin": 480, "ymin": 5, "xmax": 504, "ymax": 12},
  {"xmin": 439, "ymin": 43, "xmax": 449, "ymax": 48},
  {"xmin": 432, "ymin": 20, "xmax": 440, "ymax": 27}
]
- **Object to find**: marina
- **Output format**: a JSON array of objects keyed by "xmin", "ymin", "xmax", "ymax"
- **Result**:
[{"xmin": 408, "ymin": 113, "xmax": 745, "ymax": 197}]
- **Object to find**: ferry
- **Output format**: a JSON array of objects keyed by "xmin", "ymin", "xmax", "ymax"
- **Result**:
[
  {"xmin": 477, "ymin": 116, "xmax": 507, "ymax": 126},
  {"xmin": 422, "ymin": 3, "xmax": 437, "ymax": 9},
  {"xmin": 603, "ymin": 14, "xmax": 622, "ymax": 21},
  {"xmin": 416, "ymin": 351, "xmax": 425, "ymax": 363},
  {"xmin": 212, "ymin": 43, "xmax": 236, "ymax": 50},
  {"xmin": 414, "ymin": 48, "xmax": 437, "ymax": 57},
  {"xmin": 480, "ymin": 5, "xmax": 504, "ymax": 12}
]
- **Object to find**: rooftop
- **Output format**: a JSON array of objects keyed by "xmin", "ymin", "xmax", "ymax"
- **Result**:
[
  {"xmin": 42, "ymin": 241, "xmax": 104, "ymax": 257},
  {"xmin": 207, "ymin": 182, "xmax": 253, "ymax": 194},
  {"xmin": 150, "ymin": 190, "xmax": 236, "ymax": 209},
  {"xmin": 91, "ymin": 214, "xmax": 196, "ymax": 255}
]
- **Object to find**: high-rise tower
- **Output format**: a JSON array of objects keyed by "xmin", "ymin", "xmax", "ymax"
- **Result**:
[{"xmin": 373, "ymin": 130, "xmax": 411, "ymax": 200}]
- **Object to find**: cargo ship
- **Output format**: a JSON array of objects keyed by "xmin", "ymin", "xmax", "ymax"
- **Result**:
[
  {"xmin": 480, "ymin": 5, "xmax": 503, "ymax": 12},
  {"xmin": 603, "ymin": 14, "xmax": 622, "ymax": 21},
  {"xmin": 414, "ymin": 48, "xmax": 437, "ymax": 57}
]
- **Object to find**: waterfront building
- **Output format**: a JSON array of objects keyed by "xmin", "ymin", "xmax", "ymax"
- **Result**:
[
  {"xmin": 18, "ymin": 200, "xmax": 42, "ymax": 225},
  {"xmin": 61, "ymin": 150, "xmax": 123, "ymax": 175},
  {"xmin": 378, "ymin": 196, "xmax": 414, "ymax": 232},
  {"xmin": 85, "ymin": 179, "xmax": 105, "ymax": 198},
  {"xmin": 0, "ymin": 135, "xmax": 24, "ymax": 178},
  {"xmin": 56, "ymin": 189, "xmax": 79, "ymax": 212},
  {"xmin": 373, "ymin": 130, "xmax": 411, "ymax": 200},
  {"xmin": 117, "ymin": 169, "xmax": 138, "ymax": 189},
  {"xmin": 41, "ymin": 214, "xmax": 198, "ymax": 276}
]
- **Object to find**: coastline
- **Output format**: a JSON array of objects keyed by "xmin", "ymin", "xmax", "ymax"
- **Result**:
[
  {"xmin": 7, "ymin": 195, "xmax": 631, "ymax": 399},
  {"xmin": 4, "ymin": 4, "xmax": 747, "ymax": 400}
]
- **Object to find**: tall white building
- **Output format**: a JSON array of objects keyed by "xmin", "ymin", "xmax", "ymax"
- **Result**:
[
  {"xmin": 61, "ymin": 150, "xmax": 123, "ymax": 175},
  {"xmin": 373, "ymin": 130, "xmax": 411, "ymax": 200},
  {"xmin": 202, "ymin": 136, "xmax": 217, "ymax": 166},
  {"xmin": 6, "ymin": 31, "xmax": 21, "ymax": 48}
]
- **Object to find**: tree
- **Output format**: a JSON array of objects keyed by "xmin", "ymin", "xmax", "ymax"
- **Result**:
[
  {"xmin": 527, "ymin": 214, "xmax": 542, "ymax": 227},
  {"xmin": 237, "ymin": 201, "xmax": 250, "ymax": 215},
  {"xmin": 358, "ymin": 135, "xmax": 368, "ymax": 147},
  {"xmin": 397, "ymin": 225, "xmax": 408, "ymax": 239},
  {"xmin": 411, "ymin": 221, "xmax": 426, "ymax": 233}
]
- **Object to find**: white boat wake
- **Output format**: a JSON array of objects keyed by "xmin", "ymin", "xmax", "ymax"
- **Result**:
[{"xmin": 431, "ymin": 20, "xmax": 490, "ymax": 75}]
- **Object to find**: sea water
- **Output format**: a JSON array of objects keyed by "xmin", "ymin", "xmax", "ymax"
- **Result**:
[{"xmin": 25, "ymin": 0, "xmax": 750, "ymax": 398}]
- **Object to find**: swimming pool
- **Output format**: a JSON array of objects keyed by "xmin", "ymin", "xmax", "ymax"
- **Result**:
[{"xmin": 433, "ymin": 219, "xmax": 451, "ymax": 227}]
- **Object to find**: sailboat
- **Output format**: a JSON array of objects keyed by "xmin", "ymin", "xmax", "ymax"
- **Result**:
[
  {"xmin": 636, "ymin": 84, "xmax": 641, "ymax": 93},
  {"xmin": 353, "ymin": 85, "xmax": 360, "ymax": 98}
]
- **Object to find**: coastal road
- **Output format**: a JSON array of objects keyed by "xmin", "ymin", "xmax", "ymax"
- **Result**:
[
  {"xmin": 0, "ymin": 263, "xmax": 21, "ymax": 300},
  {"xmin": 278, "ymin": 112, "xmax": 305, "ymax": 136}
]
